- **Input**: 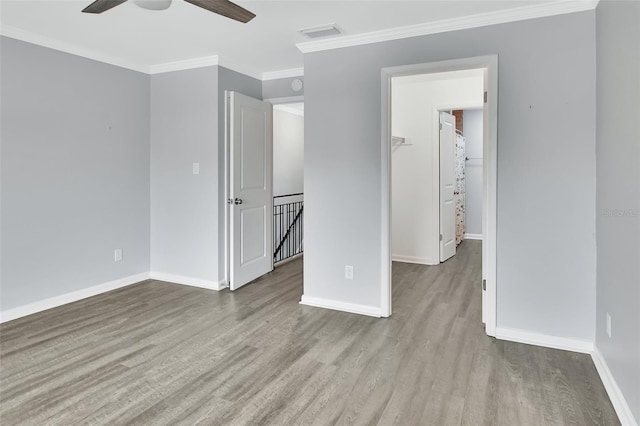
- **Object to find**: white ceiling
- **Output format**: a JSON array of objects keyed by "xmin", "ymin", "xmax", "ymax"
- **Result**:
[{"xmin": 1, "ymin": 1, "xmax": 589, "ymax": 77}]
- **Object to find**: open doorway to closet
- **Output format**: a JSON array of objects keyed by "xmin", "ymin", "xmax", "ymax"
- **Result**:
[
  {"xmin": 381, "ymin": 56, "xmax": 498, "ymax": 336},
  {"xmin": 391, "ymin": 70, "xmax": 484, "ymax": 265}
]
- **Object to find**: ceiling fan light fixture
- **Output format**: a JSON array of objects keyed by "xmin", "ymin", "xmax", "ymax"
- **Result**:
[{"xmin": 133, "ymin": 0, "xmax": 173, "ymax": 11}]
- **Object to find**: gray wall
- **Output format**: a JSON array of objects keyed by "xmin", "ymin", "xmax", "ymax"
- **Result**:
[
  {"xmin": 273, "ymin": 109, "xmax": 304, "ymax": 197},
  {"xmin": 1, "ymin": 37, "xmax": 150, "ymax": 310},
  {"xmin": 463, "ymin": 109, "xmax": 483, "ymax": 236},
  {"xmin": 1, "ymin": 44, "xmax": 267, "ymax": 307},
  {"xmin": 304, "ymin": 11, "xmax": 597, "ymax": 341},
  {"xmin": 263, "ymin": 76, "xmax": 304, "ymax": 100},
  {"xmin": 216, "ymin": 67, "xmax": 263, "ymax": 283},
  {"xmin": 150, "ymin": 66, "xmax": 218, "ymax": 282},
  {"xmin": 595, "ymin": 0, "xmax": 640, "ymax": 421}
]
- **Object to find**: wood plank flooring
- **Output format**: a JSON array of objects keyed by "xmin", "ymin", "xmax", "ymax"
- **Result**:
[{"xmin": 0, "ymin": 241, "xmax": 619, "ymax": 425}]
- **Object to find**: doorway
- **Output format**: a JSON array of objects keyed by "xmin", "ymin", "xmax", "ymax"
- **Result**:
[
  {"xmin": 272, "ymin": 102, "xmax": 305, "ymax": 266},
  {"xmin": 381, "ymin": 56, "xmax": 498, "ymax": 336},
  {"xmin": 390, "ymin": 70, "xmax": 484, "ymax": 266},
  {"xmin": 224, "ymin": 93, "xmax": 304, "ymax": 291}
]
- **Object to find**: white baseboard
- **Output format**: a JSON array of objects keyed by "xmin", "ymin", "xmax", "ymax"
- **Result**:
[
  {"xmin": 391, "ymin": 254, "xmax": 438, "ymax": 265},
  {"xmin": 300, "ymin": 295, "xmax": 382, "ymax": 318},
  {"xmin": 497, "ymin": 328, "xmax": 636, "ymax": 425},
  {"xmin": 464, "ymin": 233, "xmax": 483, "ymax": 240},
  {"xmin": 495, "ymin": 326, "xmax": 594, "ymax": 353},
  {"xmin": 0, "ymin": 272, "xmax": 150, "ymax": 324},
  {"xmin": 149, "ymin": 272, "xmax": 222, "ymax": 291},
  {"xmin": 592, "ymin": 347, "xmax": 638, "ymax": 426}
]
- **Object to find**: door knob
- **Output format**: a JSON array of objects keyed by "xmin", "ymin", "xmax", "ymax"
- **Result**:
[{"xmin": 234, "ymin": 198, "xmax": 243, "ymax": 205}]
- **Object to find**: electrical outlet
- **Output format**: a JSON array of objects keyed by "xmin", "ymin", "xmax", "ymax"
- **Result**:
[
  {"xmin": 114, "ymin": 248, "xmax": 123, "ymax": 262},
  {"xmin": 345, "ymin": 265, "xmax": 354, "ymax": 280},
  {"xmin": 192, "ymin": 162, "xmax": 200, "ymax": 175},
  {"xmin": 606, "ymin": 312, "xmax": 612, "ymax": 338}
]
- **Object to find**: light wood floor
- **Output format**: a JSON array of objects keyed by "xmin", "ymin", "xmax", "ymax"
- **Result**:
[{"xmin": 0, "ymin": 241, "xmax": 618, "ymax": 425}]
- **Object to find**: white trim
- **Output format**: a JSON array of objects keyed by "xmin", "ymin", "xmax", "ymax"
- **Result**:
[
  {"xmin": 495, "ymin": 327, "xmax": 594, "ymax": 353},
  {"xmin": 273, "ymin": 104, "xmax": 304, "ymax": 117},
  {"xmin": 149, "ymin": 55, "xmax": 219, "ymax": 74},
  {"xmin": 149, "ymin": 272, "xmax": 222, "ymax": 291},
  {"xmin": 392, "ymin": 255, "xmax": 438, "ymax": 265},
  {"xmin": 464, "ymin": 233, "xmax": 483, "ymax": 240},
  {"xmin": 0, "ymin": 26, "xmax": 149, "ymax": 74},
  {"xmin": 296, "ymin": 0, "xmax": 599, "ymax": 53},
  {"xmin": 380, "ymin": 71, "xmax": 393, "ymax": 318},
  {"xmin": 381, "ymin": 55, "xmax": 498, "ymax": 333},
  {"xmin": 0, "ymin": 273, "xmax": 149, "ymax": 323},
  {"xmin": 0, "ymin": 26, "xmax": 288, "ymax": 80},
  {"xmin": 592, "ymin": 347, "xmax": 639, "ymax": 426},
  {"xmin": 300, "ymin": 296, "xmax": 382, "ymax": 318},
  {"xmin": 3, "ymin": 0, "xmax": 598, "ymax": 77},
  {"xmin": 482, "ymin": 57, "xmax": 498, "ymax": 335},
  {"xmin": 224, "ymin": 91, "xmax": 232, "ymax": 289},
  {"xmin": 264, "ymin": 96, "xmax": 305, "ymax": 105},
  {"xmin": 262, "ymin": 68, "xmax": 304, "ymax": 81},
  {"xmin": 496, "ymin": 329, "xmax": 638, "ymax": 425}
]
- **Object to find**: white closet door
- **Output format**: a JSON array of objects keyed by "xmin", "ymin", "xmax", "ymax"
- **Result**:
[{"xmin": 439, "ymin": 112, "xmax": 456, "ymax": 262}]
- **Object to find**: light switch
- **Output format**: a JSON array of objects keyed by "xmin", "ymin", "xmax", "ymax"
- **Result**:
[
  {"xmin": 193, "ymin": 163, "xmax": 200, "ymax": 175},
  {"xmin": 345, "ymin": 265, "xmax": 354, "ymax": 280}
]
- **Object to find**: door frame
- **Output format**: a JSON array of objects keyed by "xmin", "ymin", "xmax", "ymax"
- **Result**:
[
  {"xmin": 380, "ymin": 55, "xmax": 498, "ymax": 336},
  {"xmin": 224, "ymin": 90, "xmax": 231, "ymax": 288}
]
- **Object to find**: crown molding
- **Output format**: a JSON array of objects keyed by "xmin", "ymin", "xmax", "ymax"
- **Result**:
[
  {"xmin": 1, "ymin": 26, "xmax": 273, "ymax": 79},
  {"xmin": 262, "ymin": 68, "xmax": 304, "ymax": 81},
  {"xmin": 1, "ymin": 27, "xmax": 279, "ymax": 79},
  {"xmin": 149, "ymin": 55, "xmax": 219, "ymax": 74},
  {"xmin": 5, "ymin": 1, "xmax": 595, "ymax": 78},
  {"xmin": 296, "ymin": 0, "xmax": 600, "ymax": 53},
  {"xmin": 1, "ymin": 25, "xmax": 150, "ymax": 73}
]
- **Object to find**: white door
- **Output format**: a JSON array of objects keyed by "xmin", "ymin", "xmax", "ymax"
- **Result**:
[
  {"xmin": 439, "ymin": 112, "xmax": 456, "ymax": 262},
  {"xmin": 229, "ymin": 92, "xmax": 273, "ymax": 290}
]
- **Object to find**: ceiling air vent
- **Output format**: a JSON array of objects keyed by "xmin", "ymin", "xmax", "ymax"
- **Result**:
[{"xmin": 299, "ymin": 24, "xmax": 343, "ymax": 39}]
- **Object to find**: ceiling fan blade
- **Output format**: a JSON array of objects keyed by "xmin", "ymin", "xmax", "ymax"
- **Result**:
[
  {"xmin": 184, "ymin": 0, "xmax": 255, "ymax": 23},
  {"xmin": 82, "ymin": 0, "xmax": 128, "ymax": 13}
]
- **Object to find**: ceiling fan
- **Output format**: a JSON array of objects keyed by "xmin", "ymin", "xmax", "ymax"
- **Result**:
[{"xmin": 82, "ymin": 0, "xmax": 256, "ymax": 23}]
